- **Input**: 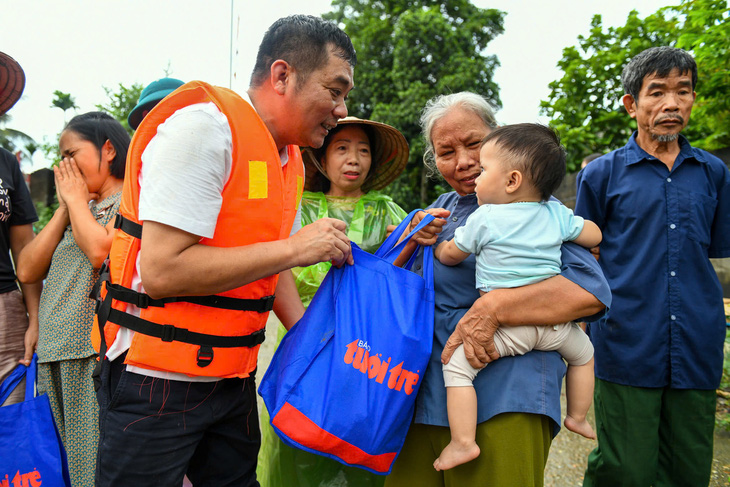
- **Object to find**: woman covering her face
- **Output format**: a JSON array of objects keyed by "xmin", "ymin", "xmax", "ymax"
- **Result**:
[
  {"xmin": 258, "ymin": 117, "xmax": 409, "ymax": 487},
  {"xmin": 17, "ymin": 112, "xmax": 130, "ymax": 487}
]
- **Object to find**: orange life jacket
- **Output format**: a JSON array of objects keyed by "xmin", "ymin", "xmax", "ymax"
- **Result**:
[{"xmin": 92, "ymin": 81, "xmax": 304, "ymax": 379}]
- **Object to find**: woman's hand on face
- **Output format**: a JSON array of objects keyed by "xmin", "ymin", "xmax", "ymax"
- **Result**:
[
  {"xmin": 54, "ymin": 157, "xmax": 98, "ymax": 206},
  {"xmin": 442, "ymin": 290, "xmax": 503, "ymax": 368},
  {"xmin": 410, "ymin": 208, "xmax": 450, "ymax": 246},
  {"xmin": 53, "ymin": 167, "xmax": 67, "ymax": 210}
]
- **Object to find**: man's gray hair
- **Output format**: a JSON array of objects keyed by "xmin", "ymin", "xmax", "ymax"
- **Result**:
[
  {"xmin": 420, "ymin": 92, "xmax": 498, "ymax": 177},
  {"xmin": 621, "ymin": 47, "xmax": 697, "ymax": 100}
]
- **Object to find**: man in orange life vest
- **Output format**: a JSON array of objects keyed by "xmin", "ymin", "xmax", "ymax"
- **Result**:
[{"xmin": 94, "ymin": 15, "xmax": 356, "ymax": 486}]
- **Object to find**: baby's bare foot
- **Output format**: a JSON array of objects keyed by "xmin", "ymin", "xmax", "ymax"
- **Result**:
[
  {"xmin": 564, "ymin": 415, "xmax": 596, "ymax": 440},
  {"xmin": 433, "ymin": 440, "xmax": 480, "ymax": 471}
]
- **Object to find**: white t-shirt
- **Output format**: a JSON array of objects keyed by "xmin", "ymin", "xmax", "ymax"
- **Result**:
[{"xmin": 106, "ymin": 101, "xmax": 302, "ymax": 382}]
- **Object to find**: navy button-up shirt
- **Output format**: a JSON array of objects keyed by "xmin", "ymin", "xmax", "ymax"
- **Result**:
[
  {"xmin": 576, "ymin": 133, "xmax": 730, "ymax": 390},
  {"xmin": 415, "ymin": 191, "xmax": 611, "ymax": 435}
]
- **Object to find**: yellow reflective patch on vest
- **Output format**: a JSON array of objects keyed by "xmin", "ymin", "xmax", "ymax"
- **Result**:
[
  {"xmin": 296, "ymin": 175, "xmax": 304, "ymax": 209},
  {"xmin": 248, "ymin": 160, "xmax": 268, "ymax": 199}
]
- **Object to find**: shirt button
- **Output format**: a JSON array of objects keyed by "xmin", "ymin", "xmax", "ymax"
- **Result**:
[
  {"xmin": 670, "ymin": 271, "xmax": 676, "ymax": 277},
  {"xmin": 670, "ymin": 223, "xmax": 676, "ymax": 229},
  {"xmin": 671, "ymin": 315, "xmax": 677, "ymax": 321},
  {"xmin": 452, "ymin": 217, "xmax": 458, "ymax": 222},
  {"xmin": 666, "ymin": 177, "xmax": 672, "ymax": 183}
]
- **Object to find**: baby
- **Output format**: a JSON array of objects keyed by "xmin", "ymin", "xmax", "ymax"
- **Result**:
[{"xmin": 433, "ymin": 123, "xmax": 602, "ymax": 471}]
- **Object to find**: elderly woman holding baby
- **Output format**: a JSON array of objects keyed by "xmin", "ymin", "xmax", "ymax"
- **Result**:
[{"xmin": 384, "ymin": 92, "xmax": 610, "ymax": 487}]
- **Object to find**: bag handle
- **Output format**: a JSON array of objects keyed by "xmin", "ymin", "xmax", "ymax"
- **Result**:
[
  {"xmin": 374, "ymin": 209, "xmax": 435, "ymax": 292},
  {"xmin": 0, "ymin": 353, "xmax": 37, "ymax": 404},
  {"xmin": 26, "ymin": 353, "xmax": 38, "ymax": 400},
  {"xmin": 375, "ymin": 209, "xmax": 435, "ymax": 263}
]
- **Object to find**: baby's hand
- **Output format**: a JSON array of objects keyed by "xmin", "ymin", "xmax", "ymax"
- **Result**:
[{"xmin": 590, "ymin": 245, "xmax": 600, "ymax": 261}]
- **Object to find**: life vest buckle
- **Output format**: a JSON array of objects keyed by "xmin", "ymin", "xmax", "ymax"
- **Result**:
[
  {"xmin": 135, "ymin": 292, "xmax": 150, "ymax": 309},
  {"xmin": 260, "ymin": 295, "xmax": 276, "ymax": 312},
  {"xmin": 160, "ymin": 324, "xmax": 176, "ymax": 342},
  {"xmin": 197, "ymin": 346, "xmax": 214, "ymax": 367}
]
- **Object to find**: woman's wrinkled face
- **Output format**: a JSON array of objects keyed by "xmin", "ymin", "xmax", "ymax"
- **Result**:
[
  {"xmin": 431, "ymin": 108, "xmax": 491, "ymax": 196},
  {"xmin": 322, "ymin": 125, "xmax": 372, "ymax": 197}
]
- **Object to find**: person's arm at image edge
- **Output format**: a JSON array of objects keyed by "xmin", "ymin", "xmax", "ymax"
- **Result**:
[
  {"xmin": 10, "ymin": 224, "xmax": 42, "ymax": 365},
  {"xmin": 15, "ymin": 206, "xmax": 68, "ymax": 284}
]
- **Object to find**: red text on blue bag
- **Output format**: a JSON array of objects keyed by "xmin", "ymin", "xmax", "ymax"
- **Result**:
[
  {"xmin": 1, "ymin": 469, "xmax": 42, "ymax": 487},
  {"xmin": 343, "ymin": 339, "xmax": 420, "ymax": 395}
]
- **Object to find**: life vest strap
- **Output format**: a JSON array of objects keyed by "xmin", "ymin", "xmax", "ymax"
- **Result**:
[
  {"xmin": 105, "ymin": 282, "xmax": 275, "ymax": 312},
  {"xmin": 114, "ymin": 214, "xmax": 143, "ymax": 239},
  {"xmin": 106, "ymin": 307, "xmax": 266, "ymax": 348}
]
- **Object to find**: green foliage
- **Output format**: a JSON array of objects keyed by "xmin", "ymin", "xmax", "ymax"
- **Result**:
[
  {"xmin": 717, "ymin": 327, "xmax": 730, "ymax": 431},
  {"xmin": 540, "ymin": 10, "xmax": 677, "ymax": 170},
  {"xmin": 674, "ymin": 0, "xmax": 730, "ymax": 150},
  {"xmin": 39, "ymin": 136, "xmax": 61, "ymax": 168},
  {"xmin": 96, "ymin": 82, "xmax": 144, "ymax": 136},
  {"xmin": 541, "ymin": 0, "xmax": 730, "ymax": 171},
  {"xmin": 0, "ymin": 113, "xmax": 35, "ymax": 155},
  {"xmin": 34, "ymin": 200, "xmax": 58, "ymax": 233},
  {"xmin": 325, "ymin": 0, "xmax": 504, "ymax": 209},
  {"xmin": 51, "ymin": 90, "xmax": 78, "ymax": 122}
]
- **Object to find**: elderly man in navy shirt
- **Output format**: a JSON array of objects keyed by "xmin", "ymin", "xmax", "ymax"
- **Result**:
[{"xmin": 576, "ymin": 46, "xmax": 730, "ymax": 486}]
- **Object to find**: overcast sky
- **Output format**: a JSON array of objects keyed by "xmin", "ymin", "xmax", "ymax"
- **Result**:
[{"xmin": 4, "ymin": 0, "xmax": 669, "ymax": 171}]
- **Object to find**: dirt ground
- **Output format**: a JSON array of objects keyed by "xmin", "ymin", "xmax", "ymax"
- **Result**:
[{"xmin": 257, "ymin": 316, "xmax": 730, "ymax": 486}]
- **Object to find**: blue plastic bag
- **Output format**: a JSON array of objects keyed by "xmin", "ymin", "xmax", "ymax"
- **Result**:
[
  {"xmin": 259, "ymin": 210, "xmax": 435, "ymax": 474},
  {"xmin": 0, "ymin": 354, "xmax": 71, "ymax": 487}
]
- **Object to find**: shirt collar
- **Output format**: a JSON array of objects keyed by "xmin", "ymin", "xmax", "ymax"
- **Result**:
[
  {"xmin": 625, "ymin": 131, "xmax": 707, "ymax": 166},
  {"xmin": 90, "ymin": 191, "xmax": 121, "ymax": 217}
]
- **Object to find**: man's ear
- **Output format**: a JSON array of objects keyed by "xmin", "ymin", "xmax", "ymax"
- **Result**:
[
  {"xmin": 622, "ymin": 94, "xmax": 637, "ymax": 119},
  {"xmin": 271, "ymin": 60, "xmax": 292, "ymax": 95},
  {"xmin": 505, "ymin": 170, "xmax": 522, "ymax": 194}
]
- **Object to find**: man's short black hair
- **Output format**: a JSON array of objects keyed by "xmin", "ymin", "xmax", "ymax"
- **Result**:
[
  {"xmin": 482, "ymin": 123, "xmax": 566, "ymax": 201},
  {"xmin": 250, "ymin": 15, "xmax": 356, "ymax": 88},
  {"xmin": 621, "ymin": 47, "xmax": 697, "ymax": 100}
]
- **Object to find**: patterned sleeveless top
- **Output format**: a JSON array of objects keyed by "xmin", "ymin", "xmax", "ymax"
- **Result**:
[{"xmin": 37, "ymin": 192, "xmax": 121, "ymax": 362}]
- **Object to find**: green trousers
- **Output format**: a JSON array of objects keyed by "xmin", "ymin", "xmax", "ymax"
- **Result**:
[
  {"xmin": 385, "ymin": 413, "xmax": 552, "ymax": 487},
  {"xmin": 583, "ymin": 378, "xmax": 716, "ymax": 487}
]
